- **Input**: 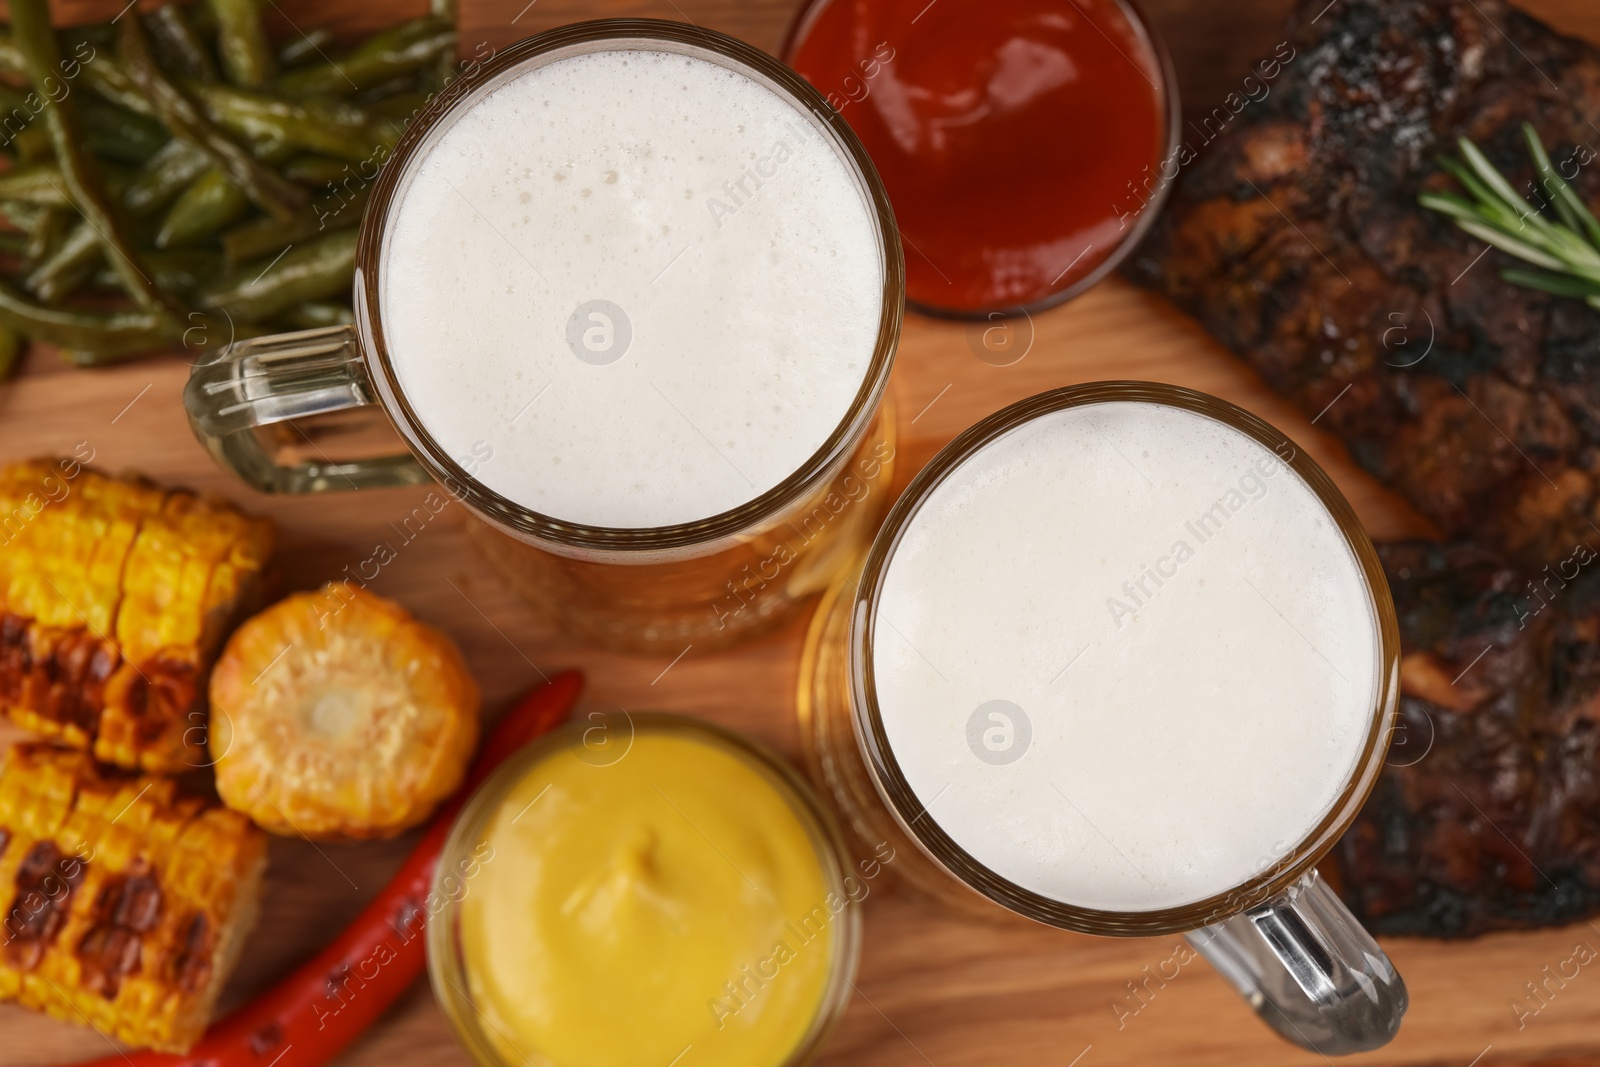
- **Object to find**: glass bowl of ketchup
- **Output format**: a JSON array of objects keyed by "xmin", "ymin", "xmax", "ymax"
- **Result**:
[{"xmin": 782, "ymin": 0, "xmax": 1180, "ymax": 318}]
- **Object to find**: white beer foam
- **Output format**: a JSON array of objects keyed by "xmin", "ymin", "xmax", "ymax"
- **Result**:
[
  {"xmin": 873, "ymin": 401, "xmax": 1380, "ymax": 913},
  {"xmin": 382, "ymin": 49, "xmax": 882, "ymax": 528}
]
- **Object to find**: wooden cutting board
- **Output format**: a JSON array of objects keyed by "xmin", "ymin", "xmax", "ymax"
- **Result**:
[{"xmin": 6, "ymin": 0, "xmax": 1600, "ymax": 1065}]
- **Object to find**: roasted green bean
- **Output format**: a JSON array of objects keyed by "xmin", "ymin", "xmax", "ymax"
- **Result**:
[
  {"xmin": 0, "ymin": 200, "xmax": 50, "ymax": 268},
  {"xmin": 146, "ymin": 6, "xmax": 220, "ymax": 85},
  {"xmin": 274, "ymin": 17, "xmax": 456, "ymax": 97},
  {"xmin": 0, "ymin": 201, "xmax": 47, "ymax": 232},
  {"xmin": 368, "ymin": 90, "xmax": 430, "ymax": 124},
  {"xmin": 124, "ymin": 138, "xmax": 211, "ymax": 217},
  {"xmin": 7, "ymin": 0, "xmax": 172, "ymax": 314},
  {"xmin": 59, "ymin": 317, "xmax": 275, "ymax": 366},
  {"xmin": 207, "ymin": 0, "xmax": 276, "ymax": 88},
  {"xmin": 191, "ymin": 83, "xmax": 391, "ymax": 163},
  {"xmin": 118, "ymin": 15, "xmax": 307, "ymax": 221},
  {"xmin": 0, "ymin": 1, "xmax": 460, "ymax": 369},
  {"xmin": 81, "ymin": 97, "xmax": 169, "ymax": 163},
  {"xmin": 92, "ymin": 248, "xmax": 223, "ymax": 296},
  {"xmin": 22, "ymin": 204, "xmax": 66, "ymax": 265},
  {"xmin": 0, "ymin": 82, "xmax": 157, "ymax": 163},
  {"xmin": 0, "ymin": 32, "xmax": 24, "ymax": 79},
  {"xmin": 75, "ymin": 50, "xmax": 163, "ymax": 120},
  {"xmin": 221, "ymin": 183, "xmax": 368, "ymax": 262},
  {"xmin": 0, "ymin": 86, "xmax": 54, "ymax": 160},
  {"xmin": 200, "ymin": 227, "xmax": 356, "ymax": 322},
  {"xmin": 185, "ymin": 0, "xmax": 221, "ymax": 42},
  {"xmin": 26, "ymin": 219, "xmax": 101, "ymax": 303},
  {"xmin": 0, "ymin": 164, "xmax": 73, "ymax": 207},
  {"xmin": 277, "ymin": 27, "xmax": 334, "ymax": 69},
  {"xmin": 279, "ymin": 154, "xmax": 352, "ymax": 185},
  {"xmin": 279, "ymin": 300, "xmax": 354, "ymax": 329},
  {"xmin": 0, "ymin": 274, "xmax": 178, "ymax": 356},
  {"xmin": 430, "ymin": 0, "xmax": 458, "ymax": 87},
  {"xmin": 158, "ymin": 168, "xmax": 249, "ymax": 247}
]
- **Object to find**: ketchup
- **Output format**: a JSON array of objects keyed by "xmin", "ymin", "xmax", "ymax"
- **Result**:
[{"xmin": 786, "ymin": 0, "xmax": 1170, "ymax": 314}]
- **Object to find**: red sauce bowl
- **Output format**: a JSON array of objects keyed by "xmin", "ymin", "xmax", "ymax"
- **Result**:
[{"xmin": 782, "ymin": 0, "xmax": 1180, "ymax": 319}]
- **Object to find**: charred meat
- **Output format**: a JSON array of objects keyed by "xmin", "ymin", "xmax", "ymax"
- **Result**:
[
  {"xmin": 1128, "ymin": 0, "xmax": 1600, "ymax": 569},
  {"xmin": 1328, "ymin": 542, "xmax": 1600, "ymax": 937}
]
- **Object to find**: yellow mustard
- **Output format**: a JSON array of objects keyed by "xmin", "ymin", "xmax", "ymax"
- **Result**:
[{"xmin": 460, "ymin": 727, "xmax": 838, "ymax": 1067}]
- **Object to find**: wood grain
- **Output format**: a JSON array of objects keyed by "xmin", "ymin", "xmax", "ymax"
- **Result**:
[{"xmin": 3, "ymin": 1, "xmax": 1600, "ymax": 1066}]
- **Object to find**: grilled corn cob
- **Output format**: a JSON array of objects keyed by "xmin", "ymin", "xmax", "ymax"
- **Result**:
[
  {"xmin": 0, "ymin": 459, "xmax": 274, "ymax": 772},
  {"xmin": 212, "ymin": 585, "xmax": 479, "ymax": 839},
  {"xmin": 0, "ymin": 742, "xmax": 268, "ymax": 1052}
]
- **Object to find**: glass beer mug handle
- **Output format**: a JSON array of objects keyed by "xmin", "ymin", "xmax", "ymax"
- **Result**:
[
  {"xmin": 1185, "ymin": 869, "xmax": 1407, "ymax": 1055},
  {"xmin": 183, "ymin": 325, "xmax": 430, "ymax": 493}
]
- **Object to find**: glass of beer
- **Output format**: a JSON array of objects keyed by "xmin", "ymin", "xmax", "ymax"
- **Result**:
[
  {"xmin": 184, "ymin": 19, "xmax": 903, "ymax": 653},
  {"xmin": 801, "ymin": 381, "xmax": 1407, "ymax": 1054}
]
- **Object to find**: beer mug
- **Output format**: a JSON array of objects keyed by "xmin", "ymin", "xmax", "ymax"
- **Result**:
[
  {"xmin": 185, "ymin": 19, "xmax": 903, "ymax": 653},
  {"xmin": 801, "ymin": 382, "xmax": 1407, "ymax": 1054}
]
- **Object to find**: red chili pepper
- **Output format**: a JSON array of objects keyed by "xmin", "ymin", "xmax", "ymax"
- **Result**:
[{"xmin": 66, "ymin": 671, "xmax": 583, "ymax": 1067}]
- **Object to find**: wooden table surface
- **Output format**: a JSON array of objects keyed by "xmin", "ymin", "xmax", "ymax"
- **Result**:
[{"xmin": 8, "ymin": 0, "xmax": 1600, "ymax": 1065}]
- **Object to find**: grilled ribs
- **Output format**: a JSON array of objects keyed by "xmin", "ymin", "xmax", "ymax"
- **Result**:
[
  {"xmin": 1129, "ymin": 0, "xmax": 1600, "ymax": 935},
  {"xmin": 1333, "ymin": 542, "xmax": 1600, "ymax": 937},
  {"xmin": 1129, "ymin": 0, "xmax": 1600, "ymax": 567}
]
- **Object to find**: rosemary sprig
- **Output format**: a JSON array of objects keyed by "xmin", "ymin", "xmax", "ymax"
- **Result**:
[{"xmin": 1420, "ymin": 123, "xmax": 1600, "ymax": 310}]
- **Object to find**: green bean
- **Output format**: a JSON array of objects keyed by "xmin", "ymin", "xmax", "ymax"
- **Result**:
[
  {"xmin": 191, "ymin": 83, "xmax": 390, "ymax": 162},
  {"xmin": 222, "ymin": 183, "xmax": 368, "ymax": 262},
  {"xmin": 200, "ymin": 227, "xmax": 356, "ymax": 322},
  {"xmin": 118, "ymin": 16, "xmax": 307, "ymax": 221},
  {"xmin": 0, "ymin": 200, "xmax": 51, "ymax": 269},
  {"xmin": 207, "ymin": 0, "xmax": 276, "ymax": 88},
  {"xmin": 274, "ymin": 18, "xmax": 456, "ymax": 98},
  {"xmin": 60, "ymin": 25, "xmax": 115, "ymax": 52},
  {"xmin": 415, "ymin": 58, "xmax": 448, "ymax": 97},
  {"xmin": 185, "ymin": 1, "xmax": 221, "ymax": 42},
  {"xmin": 280, "ymin": 154, "xmax": 352, "ymax": 185},
  {"xmin": 0, "ymin": 7, "xmax": 471, "ymax": 364},
  {"xmin": 74, "ymin": 50, "xmax": 162, "ymax": 120},
  {"xmin": 277, "ymin": 27, "xmax": 335, "ymax": 69},
  {"xmin": 81, "ymin": 97, "xmax": 169, "ymax": 163},
  {"xmin": 430, "ymin": 0, "xmax": 458, "ymax": 88},
  {"xmin": 145, "ymin": 7, "xmax": 219, "ymax": 85},
  {"xmin": 124, "ymin": 138, "xmax": 211, "ymax": 217},
  {"xmin": 0, "ymin": 164, "xmax": 73, "ymax": 207},
  {"xmin": 0, "ymin": 323, "xmax": 19, "ymax": 379},
  {"xmin": 158, "ymin": 168, "xmax": 250, "ymax": 248},
  {"xmin": 0, "ymin": 273, "xmax": 178, "ymax": 356},
  {"xmin": 0, "ymin": 32, "xmax": 24, "ymax": 79},
  {"xmin": 279, "ymin": 300, "xmax": 354, "ymax": 329},
  {"xmin": 368, "ymin": 90, "xmax": 430, "ymax": 124},
  {"xmin": 0, "ymin": 199, "xmax": 46, "ymax": 240},
  {"xmin": 0, "ymin": 27, "xmax": 137, "ymax": 114},
  {"xmin": 7, "ymin": 0, "xmax": 172, "ymax": 314},
  {"xmin": 0, "ymin": 86, "xmax": 53, "ymax": 160},
  {"xmin": 60, "ymin": 317, "xmax": 276, "ymax": 366},
  {"xmin": 92, "ymin": 248, "xmax": 223, "ymax": 295},
  {"xmin": 26, "ymin": 218, "xmax": 101, "ymax": 303},
  {"xmin": 23, "ymin": 203, "xmax": 66, "ymax": 264},
  {"xmin": 9, "ymin": 125, "xmax": 50, "ymax": 161},
  {"xmin": 250, "ymin": 137, "xmax": 297, "ymax": 164},
  {"xmin": 0, "ymin": 228, "xmax": 28, "ymax": 254},
  {"xmin": 352, "ymin": 75, "xmax": 416, "ymax": 106}
]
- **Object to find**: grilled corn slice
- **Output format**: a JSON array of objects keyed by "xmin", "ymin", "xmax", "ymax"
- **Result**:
[
  {"xmin": 0, "ymin": 459, "xmax": 274, "ymax": 772},
  {"xmin": 0, "ymin": 743, "xmax": 268, "ymax": 1052},
  {"xmin": 211, "ymin": 585, "xmax": 479, "ymax": 840}
]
